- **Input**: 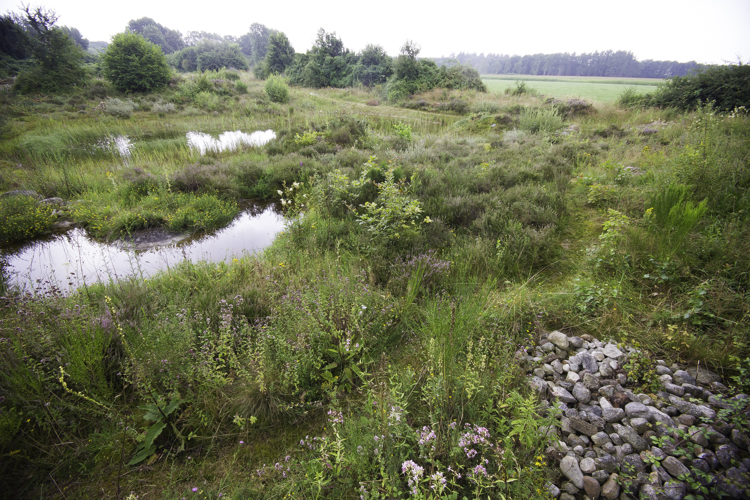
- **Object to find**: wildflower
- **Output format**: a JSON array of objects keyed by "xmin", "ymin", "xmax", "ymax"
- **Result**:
[
  {"xmin": 278, "ymin": 190, "xmax": 283, "ymax": 195},
  {"xmin": 192, "ymin": 487, "xmax": 198, "ymax": 492},
  {"xmin": 239, "ymin": 440, "xmax": 244, "ymax": 444}
]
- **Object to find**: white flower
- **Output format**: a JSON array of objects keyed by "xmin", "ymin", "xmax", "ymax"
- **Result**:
[
  {"xmin": 281, "ymin": 199, "xmax": 287, "ymax": 206},
  {"xmin": 293, "ymin": 182, "xmax": 300, "ymax": 188},
  {"xmin": 277, "ymin": 190, "xmax": 283, "ymax": 195}
]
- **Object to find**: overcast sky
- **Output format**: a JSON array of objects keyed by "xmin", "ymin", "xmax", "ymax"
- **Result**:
[{"xmin": 3, "ymin": 0, "xmax": 748, "ymax": 64}]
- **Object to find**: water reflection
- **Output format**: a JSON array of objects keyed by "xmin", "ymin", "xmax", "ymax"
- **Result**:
[
  {"xmin": 2, "ymin": 204, "xmax": 284, "ymax": 295},
  {"xmin": 186, "ymin": 130, "xmax": 276, "ymax": 155}
]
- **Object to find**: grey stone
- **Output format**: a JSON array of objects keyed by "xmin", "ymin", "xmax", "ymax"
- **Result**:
[
  {"xmin": 625, "ymin": 402, "xmax": 651, "ymax": 419},
  {"xmin": 630, "ymin": 417, "xmax": 650, "ymax": 434},
  {"xmin": 602, "ymin": 343, "xmax": 623, "ymax": 359},
  {"xmin": 560, "ymin": 455, "xmax": 584, "ymax": 489},
  {"xmin": 688, "ymin": 428, "xmax": 709, "ymax": 447},
  {"xmin": 529, "ymin": 376, "xmax": 548, "ymax": 392},
  {"xmin": 548, "ymin": 330, "xmax": 570, "ymax": 350},
  {"xmin": 583, "ymin": 475, "xmax": 601, "ymax": 499},
  {"xmin": 617, "ymin": 373, "xmax": 628, "ymax": 385},
  {"xmin": 601, "ymin": 474, "xmax": 620, "ymax": 499},
  {"xmin": 715, "ymin": 471, "xmax": 746, "ymax": 499},
  {"xmin": 615, "ymin": 424, "xmax": 649, "ymax": 452},
  {"xmin": 686, "ymin": 366, "xmax": 722, "ymax": 385},
  {"xmin": 599, "ymin": 362, "xmax": 614, "ymax": 377},
  {"xmin": 595, "ymin": 454, "xmax": 620, "ymax": 473},
  {"xmin": 672, "ymin": 370, "xmax": 696, "ymax": 385},
  {"xmin": 592, "ymin": 469, "xmax": 610, "ymax": 484},
  {"xmin": 592, "ymin": 432, "xmax": 612, "ymax": 446},
  {"xmin": 639, "ymin": 484, "xmax": 659, "ymax": 500},
  {"xmin": 583, "ymin": 372, "xmax": 601, "ymax": 390},
  {"xmin": 580, "ymin": 457, "xmax": 596, "ymax": 474},
  {"xmin": 543, "ymin": 364, "xmax": 555, "ymax": 375},
  {"xmin": 698, "ymin": 451, "xmax": 720, "ymax": 470},
  {"xmin": 662, "ymin": 456, "xmax": 690, "ymax": 479},
  {"xmin": 552, "ymin": 359, "xmax": 564, "ymax": 374},
  {"xmin": 647, "ymin": 407, "xmax": 676, "ymax": 429},
  {"xmin": 598, "ymin": 385, "xmax": 615, "ymax": 398},
  {"xmin": 573, "ymin": 445, "xmax": 584, "ymax": 456},
  {"xmin": 568, "ymin": 361, "xmax": 580, "ymax": 372},
  {"xmin": 40, "ymin": 197, "xmax": 64, "ymax": 206},
  {"xmin": 602, "ymin": 442, "xmax": 616, "ymax": 454},
  {"xmin": 663, "ymin": 382, "xmax": 685, "ymax": 396},
  {"xmin": 609, "ymin": 433, "xmax": 623, "ymax": 446},
  {"xmin": 682, "ymin": 383, "xmax": 703, "ymax": 397},
  {"xmin": 559, "ymin": 494, "xmax": 575, "ymax": 500},
  {"xmin": 552, "ymin": 386, "xmax": 578, "ymax": 403},
  {"xmin": 533, "ymin": 367, "xmax": 546, "ymax": 378},
  {"xmin": 603, "ymin": 407, "xmax": 625, "ymax": 423},
  {"xmin": 716, "ymin": 444, "xmax": 739, "ymax": 469},
  {"xmin": 580, "ymin": 352, "xmax": 599, "ymax": 373},
  {"xmin": 572, "ymin": 382, "xmax": 592, "ymax": 403},
  {"xmin": 569, "ymin": 336, "xmax": 584, "ymax": 348},
  {"xmin": 676, "ymin": 414, "xmax": 696, "ymax": 426},
  {"xmin": 593, "ymin": 350, "xmax": 606, "ymax": 362},
  {"xmin": 691, "ymin": 458, "xmax": 710, "ymax": 473},
  {"xmin": 622, "ymin": 454, "xmax": 646, "ymax": 476},
  {"xmin": 663, "ymin": 480, "xmax": 686, "ymax": 500},
  {"xmin": 545, "ymin": 482, "xmax": 561, "ymax": 498},
  {"xmin": 731, "ymin": 428, "xmax": 750, "ymax": 450},
  {"xmin": 668, "ymin": 395, "xmax": 716, "ymax": 420},
  {"xmin": 566, "ymin": 371, "xmax": 580, "ymax": 383},
  {"xmin": 570, "ymin": 417, "xmax": 599, "ymax": 437},
  {"xmin": 655, "ymin": 365, "xmax": 673, "ymax": 376}
]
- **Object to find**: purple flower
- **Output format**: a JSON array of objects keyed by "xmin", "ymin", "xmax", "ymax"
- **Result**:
[{"xmin": 192, "ymin": 487, "xmax": 198, "ymax": 492}]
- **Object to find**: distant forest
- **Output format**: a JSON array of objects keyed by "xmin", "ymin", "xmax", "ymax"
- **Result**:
[{"xmin": 432, "ymin": 51, "xmax": 702, "ymax": 79}]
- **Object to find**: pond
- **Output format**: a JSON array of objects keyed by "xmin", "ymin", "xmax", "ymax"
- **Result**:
[{"xmin": 2, "ymin": 202, "xmax": 284, "ymax": 295}]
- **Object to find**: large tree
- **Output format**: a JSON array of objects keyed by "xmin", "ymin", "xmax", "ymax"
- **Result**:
[
  {"xmin": 126, "ymin": 17, "xmax": 184, "ymax": 54},
  {"xmin": 102, "ymin": 32, "xmax": 171, "ymax": 92},
  {"xmin": 254, "ymin": 31, "xmax": 294, "ymax": 79},
  {"xmin": 13, "ymin": 6, "xmax": 86, "ymax": 93}
]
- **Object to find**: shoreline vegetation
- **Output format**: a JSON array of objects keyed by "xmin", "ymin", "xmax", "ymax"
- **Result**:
[{"xmin": 1, "ymin": 9, "xmax": 749, "ymax": 499}]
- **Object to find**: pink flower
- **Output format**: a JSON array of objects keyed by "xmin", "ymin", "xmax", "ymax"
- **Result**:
[{"xmin": 192, "ymin": 487, "xmax": 198, "ymax": 492}]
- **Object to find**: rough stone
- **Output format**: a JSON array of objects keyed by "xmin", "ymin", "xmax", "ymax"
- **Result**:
[
  {"xmin": 615, "ymin": 424, "xmax": 649, "ymax": 452},
  {"xmin": 569, "ymin": 336, "xmax": 584, "ymax": 348},
  {"xmin": 663, "ymin": 382, "xmax": 685, "ymax": 396},
  {"xmin": 602, "ymin": 407, "xmax": 625, "ymax": 423},
  {"xmin": 655, "ymin": 365, "xmax": 673, "ymax": 376},
  {"xmin": 595, "ymin": 454, "xmax": 619, "ymax": 473},
  {"xmin": 621, "ymin": 453, "xmax": 646, "ymax": 476},
  {"xmin": 625, "ymin": 402, "xmax": 651, "ymax": 419},
  {"xmin": 580, "ymin": 352, "xmax": 599, "ymax": 373},
  {"xmin": 548, "ymin": 331, "xmax": 570, "ymax": 350},
  {"xmin": 592, "ymin": 432, "xmax": 611, "ymax": 446},
  {"xmin": 731, "ymin": 428, "xmax": 750, "ymax": 450},
  {"xmin": 672, "ymin": 370, "xmax": 696, "ymax": 385},
  {"xmin": 566, "ymin": 371, "xmax": 580, "ymax": 383},
  {"xmin": 580, "ymin": 457, "xmax": 596, "ymax": 474},
  {"xmin": 592, "ymin": 469, "xmax": 610, "ymax": 484},
  {"xmin": 663, "ymin": 480, "xmax": 686, "ymax": 500},
  {"xmin": 583, "ymin": 475, "xmax": 601, "ymax": 499},
  {"xmin": 668, "ymin": 396, "xmax": 717, "ymax": 420},
  {"xmin": 687, "ymin": 366, "xmax": 722, "ymax": 385},
  {"xmin": 662, "ymin": 456, "xmax": 690, "ymax": 479},
  {"xmin": 716, "ymin": 444, "xmax": 738, "ymax": 469},
  {"xmin": 630, "ymin": 417, "xmax": 650, "ymax": 434},
  {"xmin": 545, "ymin": 482, "xmax": 561, "ymax": 498},
  {"xmin": 552, "ymin": 386, "xmax": 578, "ymax": 404},
  {"xmin": 639, "ymin": 484, "xmax": 659, "ymax": 500},
  {"xmin": 569, "ymin": 417, "xmax": 598, "ymax": 437},
  {"xmin": 602, "ymin": 343, "xmax": 623, "ymax": 359},
  {"xmin": 601, "ymin": 474, "xmax": 620, "ymax": 500},
  {"xmin": 560, "ymin": 455, "xmax": 584, "ymax": 489},
  {"xmin": 572, "ymin": 382, "xmax": 592, "ymax": 403}
]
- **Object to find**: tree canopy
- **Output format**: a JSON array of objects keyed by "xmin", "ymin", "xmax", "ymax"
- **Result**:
[
  {"xmin": 126, "ymin": 17, "xmax": 184, "ymax": 54},
  {"xmin": 102, "ymin": 32, "xmax": 171, "ymax": 92}
]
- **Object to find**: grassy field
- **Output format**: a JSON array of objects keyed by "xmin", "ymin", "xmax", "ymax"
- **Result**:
[
  {"xmin": 1, "ymin": 72, "xmax": 749, "ymax": 499},
  {"xmin": 482, "ymin": 74, "xmax": 662, "ymax": 102}
]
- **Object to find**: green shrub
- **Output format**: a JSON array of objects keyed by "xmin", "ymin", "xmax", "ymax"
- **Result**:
[
  {"xmin": 101, "ymin": 32, "xmax": 171, "ymax": 93},
  {"xmin": 235, "ymin": 81, "xmax": 248, "ymax": 94},
  {"xmin": 152, "ymin": 99, "xmax": 176, "ymax": 114},
  {"xmin": 193, "ymin": 91, "xmax": 221, "ymax": 111},
  {"xmin": 104, "ymin": 97, "xmax": 138, "ymax": 118},
  {"xmin": 617, "ymin": 86, "xmax": 646, "ymax": 108},
  {"xmin": 0, "ymin": 195, "xmax": 56, "ymax": 244},
  {"xmin": 651, "ymin": 64, "xmax": 750, "ymax": 112},
  {"xmin": 519, "ymin": 106, "xmax": 564, "ymax": 134},
  {"xmin": 265, "ymin": 74, "xmax": 290, "ymax": 103}
]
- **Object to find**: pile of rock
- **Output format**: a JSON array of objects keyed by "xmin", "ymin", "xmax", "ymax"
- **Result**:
[{"xmin": 522, "ymin": 331, "xmax": 750, "ymax": 500}]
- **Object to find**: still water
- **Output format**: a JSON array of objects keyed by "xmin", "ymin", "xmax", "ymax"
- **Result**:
[{"xmin": 2, "ymin": 203, "xmax": 284, "ymax": 295}]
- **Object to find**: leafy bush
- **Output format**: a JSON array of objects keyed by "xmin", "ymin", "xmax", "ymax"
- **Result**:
[
  {"xmin": 102, "ymin": 32, "xmax": 171, "ymax": 93},
  {"xmin": 194, "ymin": 91, "xmax": 222, "ymax": 111},
  {"xmin": 519, "ymin": 106, "xmax": 564, "ymax": 134},
  {"xmin": 505, "ymin": 80, "xmax": 536, "ymax": 96},
  {"xmin": 103, "ymin": 97, "xmax": 138, "ymax": 118},
  {"xmin": 650, "ymin": 64, "xmax": 750, "ymax": 111},
  {"xmin": 265, "ymin": 74, "xmax": 290, "ymax": 103},
  {"xmin": 617, "ymin": 86, "xmax": 647, "ymax": 108},
  {"xmin": 152, "ymin": 99, "xmax": 176, "ymax": 114},
  {"xmin": 234, "ymin": 81, "xmax": 248, "ymax": 93},
  {"xmin": 0, "ymin": 194, "xmax": 56, "ymax": 244}
]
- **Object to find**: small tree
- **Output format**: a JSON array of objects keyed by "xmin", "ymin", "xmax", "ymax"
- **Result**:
[{"xmin": 102, "ymin": 32, "xmax": 171, "ymax": 92}]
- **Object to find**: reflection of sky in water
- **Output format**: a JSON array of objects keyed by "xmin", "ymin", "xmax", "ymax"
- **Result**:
[
  {"xmin": 187, "ymin": 130, "xmax": 276, "ymax": 155},
  {"xmin": 98, "ymin": 135, "xmax": 133, "ymax": 157},
  {"xmin": 3, "ymin": 205, "xmax": 284, "ymax": 295}
]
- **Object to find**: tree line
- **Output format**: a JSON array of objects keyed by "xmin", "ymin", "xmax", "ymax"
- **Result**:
[{"xmin": 434, "ymin": 50, "xmax": 702, "ymax": 79}]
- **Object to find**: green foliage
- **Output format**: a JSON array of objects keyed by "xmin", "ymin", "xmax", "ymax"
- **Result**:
[
  {"xmin": 0, "ymin": 195, "xmax": 56, "ymax": 243},
  {"xmin": 617, "ymin": 86, "xmax": 647, "ymax": 108},
  {"xmin": 650, "ymin": 63, "xmax": 750, "ymax": 111},
  {"xmin": 393, "ymin": 122, "xmax": 412, "ymax": 142},
  {"xmin": 102, "ymin": 32, "xmax": 171, "ymax": 92},
  {"xmin": 126, "ymin": 17, "xmax": 184, "ymax": 55},
  {"xmin": 645, "ymin": 183, "xmax": 707, "ymax": 257},
  {"xmin": 265, "ymin": 74, "xmax": 290, "ymax": 103},
  {"xmin": 505, "ymin": 80, "xmax": 536, "ymax": 96},
  {"xmin": 13, "ymin": 6, "xmax": 86, "ymax": 93},
  {"xmin": 519, "ymin": 106, "xmax": 564, "ymax": 134},
  {"xmin": 128, "ymin": 396, "xmax": 185, "ymax": 465},
  {"xmin": 103, "ymin": 97, "xmax": 138, "ymax": 118},
  {"xmin": 255, "ymin": 32, "xmax": 295, "ymax": 79}
]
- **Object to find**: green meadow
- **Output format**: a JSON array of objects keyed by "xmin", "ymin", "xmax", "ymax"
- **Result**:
[
  {"xmin": 1, "ymin": 69, "xmax": 749, "ymax": 500},
  {"xmin": 482, "ymin": 75, "xmax": 662, "ymax": 102}
]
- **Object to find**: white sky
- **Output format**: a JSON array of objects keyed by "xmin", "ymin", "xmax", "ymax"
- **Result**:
[{"xmin": 2, "ymin": 0, "xmax": 748, "ymax": 64}]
